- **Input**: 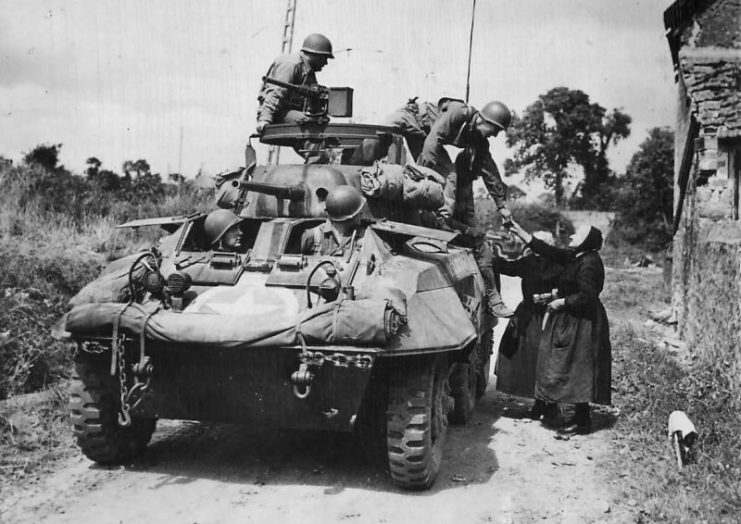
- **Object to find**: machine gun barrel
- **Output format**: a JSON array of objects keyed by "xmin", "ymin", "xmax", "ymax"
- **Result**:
[
  {"xmin": 241, "ymin": 181, "xmax": 305, "ymax": 201},
  {"xmin": 261, "ymin": 76, "xmax": 327, "ymax": 99}
]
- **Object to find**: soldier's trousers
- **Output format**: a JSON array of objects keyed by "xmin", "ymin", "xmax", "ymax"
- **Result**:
[
  {"xmin": 457, "ymin": 234, "xmax": 501, "ymax": 297},
  {"xmin": 473, "ymin": 236, "xmax": 501, "ymax": 297}
]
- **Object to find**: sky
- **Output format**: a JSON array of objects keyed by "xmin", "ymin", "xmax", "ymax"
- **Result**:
[{"xmin": 0, "ymin": 0, "xmax": 677, "ymax": 180}]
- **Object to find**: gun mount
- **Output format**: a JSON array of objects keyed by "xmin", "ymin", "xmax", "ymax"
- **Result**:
[{"xmin": 262, "ymin": 76, "xmax": 353, "ymax": 119}]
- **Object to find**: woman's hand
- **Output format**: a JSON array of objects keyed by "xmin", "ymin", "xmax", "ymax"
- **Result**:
[
  {"xmin": 507, "ymin": 219, "xmax": 533, "ymax": 244},
  {"xmin": 546, "ymin": 298, "xmax": 566, "ymax": 312}
]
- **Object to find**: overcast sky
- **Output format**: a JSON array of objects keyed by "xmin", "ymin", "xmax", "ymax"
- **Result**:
[{"xmin": 1, "ymin": 0, "xmax": 676, "ymax": 178}]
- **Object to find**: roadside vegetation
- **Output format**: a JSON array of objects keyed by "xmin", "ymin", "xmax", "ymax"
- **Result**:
[
  {"xmin": 604, "ymin": 267, "xmax": 741, "ymax": 522},
  {"xmin": 0, "ymin": 144, "xmax": 213, "ymax": 399}
]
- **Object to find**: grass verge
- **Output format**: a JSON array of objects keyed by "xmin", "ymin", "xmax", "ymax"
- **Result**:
[{"xmin": 604, "ymin": 266, "xmax": 741, "ymax": 522}]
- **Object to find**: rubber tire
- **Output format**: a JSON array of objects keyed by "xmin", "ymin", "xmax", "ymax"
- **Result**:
[
  {"xmin": 448, "ymin": 350, "xmax": 477, "ymax": 425},
  {"xmin": 476, "ymin": 326, "xmax": 494, "ymax": 399},
  {"xmin": 69, "ymin": 354, "xmax": 156, "ymax": 465},
  {"xmin": 386, "ymin": 356, "xmax": 450, "ymax": 490}
]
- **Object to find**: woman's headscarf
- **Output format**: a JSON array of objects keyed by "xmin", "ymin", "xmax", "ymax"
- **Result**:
[{"xmin": 574, "ymin": 226, "xmax": 603, "ymax": 253}]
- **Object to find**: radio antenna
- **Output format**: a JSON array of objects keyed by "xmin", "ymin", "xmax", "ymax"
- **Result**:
[{"xmin": 465, "ymin": 0, "xmax": 477, "ymax": 103}]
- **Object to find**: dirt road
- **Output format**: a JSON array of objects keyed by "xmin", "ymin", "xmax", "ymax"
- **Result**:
[{"xmin": 1, "ymin": 277, "xmax": 624, "ymax": 524}]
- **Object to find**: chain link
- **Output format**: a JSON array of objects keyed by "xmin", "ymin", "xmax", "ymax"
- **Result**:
[
  {"xmin": 298, "ymin": 350, "xmax": 374, "ymax": 369},
  {"xmin": 79, "ymin": 340, "xmax": 107, "ymax": 355},
  {"xmin": 114, "ymin": 335, "xmax": 133, "ymax": 427}
]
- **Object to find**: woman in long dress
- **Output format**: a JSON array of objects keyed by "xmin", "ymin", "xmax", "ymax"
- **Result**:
[
  {"xmin": 494, "ymin": 231, "xmax": 564, "ymax": 420},
  {"xmin": 507, "ymin": 222, "xmax": 612, "ymax": 434}
]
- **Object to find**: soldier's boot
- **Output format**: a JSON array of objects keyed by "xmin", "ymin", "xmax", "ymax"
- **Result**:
[{"xmin": 487, "ymin": 287, "xmax": 514, "ymax": 318}]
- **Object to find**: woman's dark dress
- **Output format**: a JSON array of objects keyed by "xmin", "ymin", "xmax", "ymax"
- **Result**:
[
  {"xmin": 529, "ymin": 238, "xmax": 612, "ymax": 405},
  {"xmin": 493, "ymin": 252, "xmax": 563, "ymax": 398}
]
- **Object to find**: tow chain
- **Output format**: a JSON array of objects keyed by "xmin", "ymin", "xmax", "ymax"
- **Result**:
[
  {"xmin": 297, "ymin": 350, "xmax": 374, "ymax": 369},
  {"xmin": 110, "ymin": 334, "xmax": 153, "ymax": 427},
  {"xmin": 79, "ymin": 340, "xmax": 108, "ymax": 355},
  {"xmin": 114, "ymin": 334, "xmax": 133, "ymax": 427},
  {"xmin": 290, "ymin": 333, "xmax": 375, "ymax": 400}
]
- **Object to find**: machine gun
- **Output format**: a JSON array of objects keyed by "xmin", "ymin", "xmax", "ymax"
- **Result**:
[{"xmin": 262, "ymin": 76, "xmax": 353, "ymax": 120}]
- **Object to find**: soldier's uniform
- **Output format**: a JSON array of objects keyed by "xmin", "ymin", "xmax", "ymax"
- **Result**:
[
  {"xmin": 418, "ymin": 100, "xmax": 510, "ymax": 315},
  {"xmin": 418, "ymin": 100, "xmax": 507, "ymax": 213},
  {"xmin": 257, "ymin": 53, "xmax": 317, "ymax": 126},
  {"xmin": 300, "ymin": 221, "xmax": 361, "ymax": 256},
  {"xmin": 382, "ymin": 98, "xmax": 440, "ymax": 161}
]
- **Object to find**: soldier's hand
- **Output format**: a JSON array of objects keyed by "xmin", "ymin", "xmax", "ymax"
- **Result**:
[{"xmin": 256, "ymin": 121, "xmax": 270, "ymax": 134}]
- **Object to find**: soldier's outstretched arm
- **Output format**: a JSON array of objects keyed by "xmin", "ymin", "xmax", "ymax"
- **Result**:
[{"xmin": 478, "ymin": 148, "xmax": 508, "ymax": 210}]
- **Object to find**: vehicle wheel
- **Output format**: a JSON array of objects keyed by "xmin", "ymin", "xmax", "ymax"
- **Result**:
[
  {"xmin": 449, "ymin": 350, "xmax": 477, "ymax": 424},
  {"xmin": 476, "ymin": 327, "xmax": 494, "ymax": 399},
  {"xmin": 69, "ymin": 354, "xmax": 156, "ymax": 464},
  {"xmin": 386, "ymin": 355, "xmax": 451, "ymax": 490}
]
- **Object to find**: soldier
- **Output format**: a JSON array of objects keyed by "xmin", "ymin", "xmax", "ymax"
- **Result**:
[
  {"xmin": 418, "ymin": 100, "xmax": 515, "ymax": 317},
  {"xmin": 382, "ymin": 97, "xmax": 466, "ymax": 161},
  {"xmin": 301, "ymin": 185, "xmax": 366, "ymax": 256},
  {"xmin": 204, "ymin": 209, "xmax": 244, "ymax": 252},
  {"xmin": 256, "ymin": 33, "xmax": 334, "ymax": 133}
]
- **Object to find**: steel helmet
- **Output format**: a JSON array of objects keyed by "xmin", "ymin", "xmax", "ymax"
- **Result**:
[
  {"xmin": 301, "ymin": 33, "xmax": 334, "ymax": 58},
  {"xmin": 325, "ymin": 185, "xmax": 366, "ymax": 222},
  {"xmin": 479, "ymin": 101, "xmax": 512, "ymax": 130},
  {"xmin": 204, "ymin": 209, "xmax": 243, "ymax": 246}
]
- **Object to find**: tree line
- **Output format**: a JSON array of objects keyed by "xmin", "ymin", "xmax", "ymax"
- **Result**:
[
  {"xmin": 9, "ymin": 143, "xmax": 208, "ymax": 223},
  {"xmin": 504, "ymin": 86, "xmax": 673, "ymax": 250}
]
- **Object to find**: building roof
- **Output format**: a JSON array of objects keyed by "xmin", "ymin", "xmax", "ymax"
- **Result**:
[
  {"xmin": 664, "ymin": 0, "xmax": 717, "ymax": 67},
  {"xmin": 679, "ymin": 47, "xmax": 741, "ymax": 138}
]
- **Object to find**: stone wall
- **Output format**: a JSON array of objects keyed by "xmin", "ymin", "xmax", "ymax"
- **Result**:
[
  {"xmin": 680, "ymin": 0, "xmax": 741, "ymax": 48},
  {"xmin": 670, "ymin": 0, "xmax": 741, "ymax": 364},
  {"xmin": 683, "ymin": 222, "xmax": 741, "ymax": 375}
]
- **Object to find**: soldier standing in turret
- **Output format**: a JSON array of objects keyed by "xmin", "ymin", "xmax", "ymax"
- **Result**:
[
  {"xmin": 256, "ymin": 33, "xmax": 334, "ymax": 133},
  {"xmin": 418, "ymin": 99, "xmax": 515, "ymax": 317}
]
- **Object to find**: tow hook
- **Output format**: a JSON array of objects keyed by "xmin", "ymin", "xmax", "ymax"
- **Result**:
[
  {"xmin": 132, "ymin": 356, "xmax": 154, "ymax": 379},
  {"xmin": 291, "ymin": 363, "xmax": 315, "ymax": 399}
]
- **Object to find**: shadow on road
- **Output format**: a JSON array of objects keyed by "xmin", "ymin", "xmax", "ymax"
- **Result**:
[{"xmin": 97, "ymin": 388, "xmax": 504, "ymax": 495}]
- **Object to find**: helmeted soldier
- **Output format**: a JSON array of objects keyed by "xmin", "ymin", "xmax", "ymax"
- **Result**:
[
  {"xmin": 204, "ymin": 209, "xmax": 244, "ymax": 252},
  {"xmin": 418, "ymin": 99, "xmax": 515, "ymax": 317},
  {"xmin": 301, "ymin": 185, "xmax": 367, "ymax": 256},
  {"xmin": 382, "ymin": 97, "xmax": 459, "ymax": 161},
  {"xmin": 256, "ymin": 33, "xmax": 334, "ymax": 133}
]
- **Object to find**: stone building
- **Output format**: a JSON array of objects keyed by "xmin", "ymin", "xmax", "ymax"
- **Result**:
[{"xmin": 664, "ymin": 0, "xmax": 741, "ymax": 360}]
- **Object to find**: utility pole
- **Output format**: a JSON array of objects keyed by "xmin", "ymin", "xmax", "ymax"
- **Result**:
[
  {"xmin": 178, "ymin": 125, "xmax": 183, "ymax": 176},
  {"xmin": 267, "ymin": 0, "xmax": 298, "ymax": 165}
]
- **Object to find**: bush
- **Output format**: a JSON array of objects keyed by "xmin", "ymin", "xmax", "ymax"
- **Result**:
[{"xmin": 0, "ymin": 160, "xmax": 214, "ymax": 398}]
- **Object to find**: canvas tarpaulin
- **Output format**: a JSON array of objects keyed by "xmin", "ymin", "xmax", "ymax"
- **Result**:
[{"xmin": 62, "ymin": 298, "xmax": 396, "ymax": 349}]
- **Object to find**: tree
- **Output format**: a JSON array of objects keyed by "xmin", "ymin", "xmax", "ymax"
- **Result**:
[
  {"xmin": 123, "ymin": 159, "xmax": 151, "ymax": 178},
  {"xmin": 23, "ymin": 143, "xmax": 64, "ymax": 172},
  {"xmin": 611, "ymin": 127, "xmax": 674, "ymax": 250},
  {"xmin": 85, "ymin": 157, "xmax": 102, "ymax": 178},
  {"xmin": 505, "ymin": 87, "xmax": 631, "ymax": 208}
]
